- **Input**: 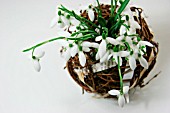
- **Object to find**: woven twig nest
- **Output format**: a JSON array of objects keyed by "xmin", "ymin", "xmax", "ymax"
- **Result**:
[{"xmin": 66, "ymin": 5, "xmax": 159, "ymax": 97}]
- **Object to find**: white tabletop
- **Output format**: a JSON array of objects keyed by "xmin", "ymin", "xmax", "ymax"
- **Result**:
[{"xmin": 0, "ymin": 0, "xmax": 170, "ymax": 113}]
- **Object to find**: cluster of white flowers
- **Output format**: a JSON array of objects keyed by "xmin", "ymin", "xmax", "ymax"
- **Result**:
[{"xmin": 27, "ymin": 0, "xmax": 154, "ymax": 108}]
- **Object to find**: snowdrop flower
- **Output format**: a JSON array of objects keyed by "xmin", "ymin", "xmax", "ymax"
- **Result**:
[
  {"xmin": 108, "ymin": 51, "xmax": 129, "ymax": 66},
  {"xmin": 32, "ymin": 51, "xmax": 45, "ymax": 72},
  {"xmin": 80, "ymin": 4, "xmax": 95, "ymax": 21},
  {"xmin": 50, "ymin": 7, "xmax": 65, "ymax": 28},
  {"xmin": 108, "ymin": 86, "xmax": 130, "ymax": 107},
  {"xmin": 128, "ymin": 41, "xmax": 153, "ymax": 70},
  {"xmin": 59, "ymin": 40, "xmax": 74, "ymax": 61},
  {"xmin": 71, "ymin": 41, "xmax": 99, "ymax": 67},
  {"xmin": 50, "ymin": 7, "xmax": 80, "ymax": 29},
  {"xmin": 95, "ymin": 36, "xmax": 121, "ymax": 59}
]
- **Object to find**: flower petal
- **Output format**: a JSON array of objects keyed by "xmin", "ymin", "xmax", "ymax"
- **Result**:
[
  {"xmin": 82, "ymin": 41, "xmax": 93, "ymax": 47},
  {"xmin": 50, "ymin": 16, "xmax": 58, "ymax": 28},
  {"xmin": 98, "ymin": 40, "xmax": 107, "ymax": 58},
  {"xmin": 95, "ymin": 52, "xmax": 100, "ymax": 60},
  {"xmin": 33, "ymin": 59, "xmax": 41, "ymax": 72},
  {"xmin": 118, "ymin": 95, "xmax": 125, "ymax": 107},
  {"xmin": 71, "ymin": 45, "xmax": 78, "ymax": 57},
  {"xmin": 138, "ymin": 41, "xmax": 153, "ymax": 47},
  {"xmin": 123, "ymin": 70, "xmax": 134, "ymax": 80},
  {"xmin": 95, "ymin": 36, "xmax": 102, "ymax": 41},
  {"xmin": 129, "ymin": 56, "xmax": 136, "ymax": 70},
  {"xmin": 125, "ymin": 93, "xmax": 129, "ymax": 103},
  {"xmin": 91, "ymin": 43, "xmax": 99, "ymax": 48},
  {"xmin": 119, "ymin": 57, "xmax": 123, "ymax": 66},
  {"xmin": 108, "ymin": 90, "xmax": 120, "ymax": 96},
  {"xmin": 88, "ymin": 9, "xmax": 95, "ymax": 21},
  {"xmin": 119, "ymin": 51, "xmax": 130, "ymax": 57},
  {"xmin": 61, "ymin": 15, "xmax": 70, "ymax": 26},
  {"xmin": 71, "ymin": 19, "xmax": 80, "ymax": 26},
  {"xmin": 131, "ymin": 20, "xmax": 141, "ymax": 29},
  {"xmin": 79, "ymin": 51, "xmax": 86, "ymax": 67},
  {"xmin": 123, "ymin": 86, "xmax": 129, "ymax": 94},
  {"xmin": 106, "ymin": 37, "xmax": 119, "ymax": 45},
  {"xmin": 108, "ymin": 54, "xmax": 113, "ymax": 60},
  {"xmin": 120, "ymin": 25, "xmax": 127, "ymax": 36},
  {"xmin": 100, "ymin": 51, "xmax": 109, "ymax": 63},
  {"xmin": 64, "ymin": 49, "xmax": 71, "ymax": 61},
  {"xmin": 139, "ymin": 56, "xmax": 148, "ymax": 69},
  {"xmin": 116, "ymin": 35, "xmax": 124, "ymax": 41},
  {"xmin": 83, "ymin": 47, "xmax": 91, "ymax": 52},
  {"xmin": 36, "ymin": 51, "xmax": 45, "ymax": 59},
  {"xmin": 126, "ymin": 36, "xmax": 133, "ymax": 45}
]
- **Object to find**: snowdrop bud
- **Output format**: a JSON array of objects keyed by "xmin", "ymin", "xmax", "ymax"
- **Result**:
[
  {"xmin": 33, "ymin": 59, "xmax": 41, "ymax": 72},
  {"xmin": 88, "ymin": 9, "xmax": 95, "ymax": 22}
]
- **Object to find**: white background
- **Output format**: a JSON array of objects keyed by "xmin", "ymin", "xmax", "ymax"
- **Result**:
[{"xmin": 0, "ymin": 0, "xmax": 170, "ymax": 113}]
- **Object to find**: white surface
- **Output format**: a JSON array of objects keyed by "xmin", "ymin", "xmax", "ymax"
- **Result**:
[{"xmin": 0, "ymin": 0, "xmax": 170, "ymax": 113}]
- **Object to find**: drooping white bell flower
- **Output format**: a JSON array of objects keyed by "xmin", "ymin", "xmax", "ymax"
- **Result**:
[
  {"xmin": 108, "ymin": 51, "xmax": 130, "ymax": 66},
  {"xmin": 95, "ymin": 36, "xmax": 121, "ymax": 59},
  {"xmin": 128, "ymin": 41, "xmax": 153, "ymax": 70},
  {"xmin": 32, "ymin": 51, "xmax": 45, "ymax": 72},
  {"xmin": 108, "ymin": 86, "xmax": 130, "ymax": 107},
  {"xmin": 70, "ymin": 41, "xmax": 99, "ymax": 67},
  {"xmin": 80, "ymin": 4, "xmax": 95, "ymax": 22},
  {"xmin": 59, "ymin": 39, "xmax": 74, "ymax": 61}
]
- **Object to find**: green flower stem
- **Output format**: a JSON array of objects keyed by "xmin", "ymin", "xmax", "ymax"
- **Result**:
[
  {"xmin": 22, "ymin": 33, "xmax": 97, "ymax": 52},
  {"xmin": 118, "ymin": 56, "xmax": 123, "ymax": 94},
  {"xmin": 67, "ymin": 34, "xmax": 95, "ymax": 40},
  {"xmin": 71, "ymin": 30, "xmax": 98, "ymax": 37},
  {"xmin": 23, "ymin": 37, "xmax": 65, "ymax": 52}
]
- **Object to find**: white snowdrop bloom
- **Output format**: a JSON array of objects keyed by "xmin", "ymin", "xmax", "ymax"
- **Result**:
[
  {"xmin": 80, "ymin": 4, "xmax": 95, "ymax": 21},
  {"xmin": 108, "ymin": 51, "xmax": 129, "ymax": 66},
  {"xmin": 59, "ymin": 40, "xmax": 74, "ymax": 61},
  {"xmin": 95, "ymin": 36, "xmax": 121, "ymax": 59},
  {"xmin": 70, "ymin": 41, "xmax": 99, "ymax": 67},
  {"xmin": 128, "ymin": 40, "xmax": 153, "ymax": 70},
  {"xmin": 32, "ymin": 51, "xmax": 45, "ymax": 72},
  {"xmin": 100, "ymin": 50, "xmax": 110, "ymax": 63},
  {"xmin": 108, "ymin": 86, "xmax": 130, "ymax": 107},
  {"xmin": 50, "ymin": 16, "xmax": 65, "ymax": 28}
]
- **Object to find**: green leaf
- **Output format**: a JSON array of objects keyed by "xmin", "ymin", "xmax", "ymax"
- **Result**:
[
  {"xmin": 115, "ymin": 0, "xmax": 130, "ymax": 20},
  {"xmin": 98, "ymin": 16, "xmax": 107, "ymax": 27}
]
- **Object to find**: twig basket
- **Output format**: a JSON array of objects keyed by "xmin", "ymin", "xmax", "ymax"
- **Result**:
[{"xmin": 66, "ymin": 6, "xmax": 159, "ymax": 96}]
